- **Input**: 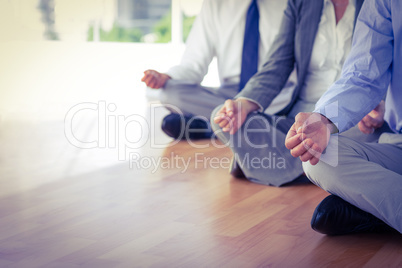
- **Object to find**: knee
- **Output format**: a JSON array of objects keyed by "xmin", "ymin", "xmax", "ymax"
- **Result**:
[
  {"xmin": 159, "ymin": 86, "xmax": 189, "ymax": 117},
  {"xmin": 302, "ymin": 138, "xmax": 349, "ymax": 192},
  {"xmin": 303, "ymin": 161, "xmax": 325, "ymax": 188},
  {"xmin": 158, "ymin": 88, "xmax": 169, "ymax": 105},
  {"xmin": 159, "ymin": 86, "xmax": 179, "ymax": 107}
]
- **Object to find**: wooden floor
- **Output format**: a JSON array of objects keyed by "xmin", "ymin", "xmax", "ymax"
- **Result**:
[{"xmin": 0, "ymin": 117, "xmax": 401, "ymax": 268}]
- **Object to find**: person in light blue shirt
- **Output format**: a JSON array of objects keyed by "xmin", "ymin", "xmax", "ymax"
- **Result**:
[{"xmin": 285, "ymin": 0, "xmax": 402, "ymax": 235}]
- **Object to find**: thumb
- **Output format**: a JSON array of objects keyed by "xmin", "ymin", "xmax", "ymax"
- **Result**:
[{"xmin": 225, "ymin": 100, "xmax": 235, "ymax": 116}]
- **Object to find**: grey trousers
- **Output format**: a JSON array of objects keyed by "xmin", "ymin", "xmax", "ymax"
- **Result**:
[
  {"xmin": 159, "ymin": 80, "xmax": 239, "ymax": 119},
  {"xmin": 210, "ymin": 99, "xmax": 384, "ymax": 187},
  {"xmin": 303, "ymin": 132, "xmax": 402, "ymax": 233},
  {"xmin": 211, "ymin": 109, "xmax": 303, "ymax": 186}
]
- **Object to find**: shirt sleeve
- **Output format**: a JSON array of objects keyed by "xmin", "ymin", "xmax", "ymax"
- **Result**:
[
  {"xmin": 165, "ymin": 0, "xmax": 216, "ymax": 83},
  {"xmin": 314, "ymin": 0, "xmax": 393, "ymax": 133}
]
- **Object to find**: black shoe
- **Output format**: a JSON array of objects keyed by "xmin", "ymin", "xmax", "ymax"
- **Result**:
[
  {"xmin": 161, "ymin": 113, "xmax": 213, "ymax": 140},
  {"xmin": 292, "ymin": 174, "xmax": 311, "ymax": 184},
  {"xmin": 311, "ymin": 195, "xmax": 395, "ymax": 235},
  {"xmin": 282, "ymin": 174, "xmax": 311, "ymax": 186},
  {"xmin": 230, "ymin": 159, "xmax": 246, "ymax": 178}
]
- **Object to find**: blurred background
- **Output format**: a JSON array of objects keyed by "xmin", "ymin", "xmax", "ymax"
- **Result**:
[
  {"xmin": 0, "ymin": 0, "xmax": 202, "ymax": 43},
  {"xmin": 0, "ymin": 0, "xmax": 218, "ymax": 121},
  {"xmin": 0, "ymin": 0, "xmax": 220, "ymax": 194}
]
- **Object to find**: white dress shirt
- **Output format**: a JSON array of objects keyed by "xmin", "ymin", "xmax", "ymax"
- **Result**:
[
  {"xmin": 166, "ymin": 0, "xmax": 288, "ymax": 85},
  {"xmin": 299, "ymin": 0, "xmax": 355, "ymax": 103}
]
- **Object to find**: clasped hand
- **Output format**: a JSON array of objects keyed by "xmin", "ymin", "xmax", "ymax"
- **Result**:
[
  {"xmin": 285, "ymin": 100, "xmax": 385, "ymax": 165},
  {"xmin": 213, "ymin": 99, "xmax": 259, "ymax": 135},
  {"xmin": 285, "ymin": 112, "xmax": 335, "ymax": 165},
  {"xmin": 141, "ymin": 69, "xmax": 171, "ymax": 89}
]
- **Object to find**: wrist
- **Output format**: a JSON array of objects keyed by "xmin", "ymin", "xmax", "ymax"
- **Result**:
[
  {"xmin": 162, "ymin": 73, "xmax": 172, "ymax": 80},
  {"xmin": 317, "ymin": 113, "xmax": 339, "ymax": 134},
  {"xmin": 237, "ymin": 99, "xmax": 259, "ymax": 114}
]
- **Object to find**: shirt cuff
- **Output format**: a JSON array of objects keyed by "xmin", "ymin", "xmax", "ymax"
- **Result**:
[{"xmin": 314, "ymin": 101, "xmax": 350, "ymax": 133}]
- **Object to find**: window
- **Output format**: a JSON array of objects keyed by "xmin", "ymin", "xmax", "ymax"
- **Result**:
[{"xmin": 1, "ymin": 0, "xmax": 201, "ymax": 43}]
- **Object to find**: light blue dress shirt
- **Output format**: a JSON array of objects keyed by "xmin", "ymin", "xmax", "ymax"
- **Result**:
[{"xmin": 314, "ymin": 0, "xmax": 402, "ymax": 133}]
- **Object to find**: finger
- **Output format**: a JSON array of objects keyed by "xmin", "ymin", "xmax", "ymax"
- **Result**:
[
  {"xmin": 362, "ymin": 114, "xmax": 378, "ymax": 127},
  {"xmin": 309, "ymin": 155, "xmax": 321, "ymax": 166},
  {"xmin": 298, "ymin": 139, "xmax": 315, "ymax": 162},
  {"xmin": 148, "ymin": 78, "xmax": 158, "ymax": 89},
  {"xmin": 147, "ymin": 70, "xmax": 157, "ymax": 76},
  {"xmin": 291, "ymin": 137, "xmax": 323, "ymax": 158},
  {"xmin": 225, "ymin": 114, "xmax": 243, "ymax": 134},
  {"xmin": 143, "ymin": 74, "xmax": 155, "ymax": 85},
  {"xmin": 213, "ymin": 106, "xmax": 227, "ymax": 121},
  {"xmin": 229, "ymin": 128, "xmax": 238, "ymax": 135},
  {"xmin": 218, "ymin": 119, "xmax": 229, "ymax": 128},
  {"xmin": 309, "ymin": 143, "xmax": 323, "ymax": 165},
  {"xmin": 141, "ymin": 74, "xmax": 149, "ymax": 82},
  {"xmin": 225, "ymin": 100, "xmax": 235, "ymax": 117},
  {"xmin": 358, "ymin": 121, "xmax": 374, "ymax": 134},
  {"xmin": 285, "ymin": 133, "xmax": 303, "ymax": 153},
  {"xmin": 150, "ymin": 75, "xmax": 163, "ymax": 88},
  {"xmin": 219, "ymin": 120, "xmax": 232, "ymax": 131},
  {"xmin": 294, "ymin": 112, "xmax": 310, "ymax": 133},
  {"xmin": 215, "ymin": 112, "xmax": 231, "ymax": 125},
  {"xmin": 141, "ymin": 73, "xmax": 151, "ymax": 83},
  {"xmin": 285, "ymin": 124, "xmax": 298, "ymax": 149},
  {"xmin": 229, "ymin": 119, "xmax": 241, "ymax": 135},
  {"xmin": 299, "ymin": 140, "xmax": 322, "ymax": 162},
  {"xmin": 213, "ymin": 116, "xmax": 224, "ymax": 124},
  {"xmin": 214, "ymin": 114, "xmax": 230, "ymax": 124},
  {"xmin": 222, "ymin": 122, "xmax": 233, "ymax": 132},
  {"xmin": 223, "ymin": 116, "xmax": 238, "ymax": 133},
  {"xmin": 290, "ymin": 140, "xmax": 309, "ymax": 158},
  {"xmin": 215, "ymin": 113, "xmax": 235, "ymax": 128}
]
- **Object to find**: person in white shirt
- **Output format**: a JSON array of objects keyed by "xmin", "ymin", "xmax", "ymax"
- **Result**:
[
  {"xmin": 212, "ymin": 0, "xmax": 385, "ymax": 186},
  {"xmin": 141, "ymin": 0, "xmax": 294, "ymax": 140}
]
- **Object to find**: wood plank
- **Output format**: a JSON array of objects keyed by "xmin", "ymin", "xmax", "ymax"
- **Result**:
[{"xmin": 0, "ymin": 119, "xmax": 401, "ymax": 268}]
